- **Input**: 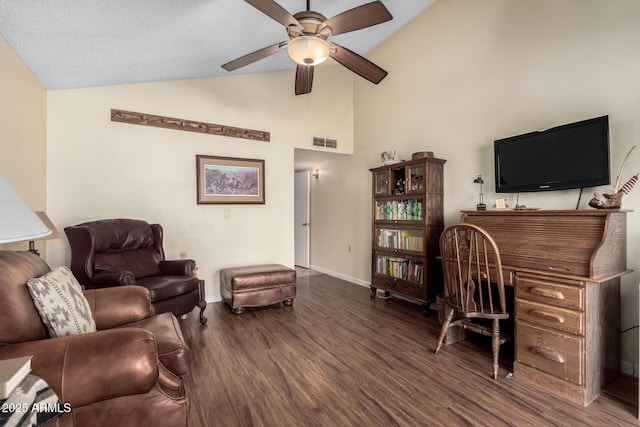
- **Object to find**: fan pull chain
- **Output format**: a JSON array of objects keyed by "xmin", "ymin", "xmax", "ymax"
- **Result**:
[{"xmin": 306, "ymin": 65, "xmax": 312, "ymax": 109}]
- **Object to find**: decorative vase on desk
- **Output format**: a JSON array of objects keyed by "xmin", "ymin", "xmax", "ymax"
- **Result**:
[
  {"xmin": 589, "ymin": 173, "xmax": 637, "ymax": 209},
  {"xmin": 590, "ymin": 145, "xmax": 638, "ymax": 209}
]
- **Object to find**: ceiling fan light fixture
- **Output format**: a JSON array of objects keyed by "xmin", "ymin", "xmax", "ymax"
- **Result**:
[{"xmin": 287, "ymin": 36, "xmax": 330, "ymax": 66}]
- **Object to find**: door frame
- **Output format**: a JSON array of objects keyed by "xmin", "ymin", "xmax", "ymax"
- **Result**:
[{"xmin": 294, "ymin": 170, "xmax": 310, "ymax": 268}]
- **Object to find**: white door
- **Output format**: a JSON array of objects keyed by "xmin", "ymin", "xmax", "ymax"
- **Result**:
[{"xmin": 294, "ymin": 171, "xmax": 310, "ymax": 268}]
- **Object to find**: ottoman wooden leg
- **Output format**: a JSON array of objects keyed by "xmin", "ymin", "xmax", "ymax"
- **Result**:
[
  {"xmin": 232, "ymin": 307, "xmax": 246, "ymax": 315},
  {"xmin": 283, "ymin": 298, "xmax": 294, "ymax": 306}
]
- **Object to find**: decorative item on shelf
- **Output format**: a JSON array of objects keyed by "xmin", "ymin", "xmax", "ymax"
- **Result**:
[
  {"xmin": 380, "ymin": 150, "xmax": 403, "ymax": 166},
  {"xmin": 411, "ymin": 151, "xmax": 434, "ymax": 160},
  {"xmin": 589, "ymin": 145, "xmax": 637, "ymax": 209},
  {"xmin": 473, "ymin": 175, "xmax": 486, "ymax": 210},
  {"xmin": 410, "ymin": 173, "xmax": 423, "ymax": 191},
  {"xmin": 393, "ymin": 178, "xmax": 405, "ymax": 195}
]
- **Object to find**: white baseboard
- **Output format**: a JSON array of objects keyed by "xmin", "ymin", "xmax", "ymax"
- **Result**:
[
  {"xmin": 205, "ymin": 295, "xmax": 221, "ymax": 304},
  {"xmin": 308, "ymin": 265, "xmax": 433, "ymax": 307},
  {"xmin": 308, "ymin": 265, "xmax": 370, "ymax": 288}
]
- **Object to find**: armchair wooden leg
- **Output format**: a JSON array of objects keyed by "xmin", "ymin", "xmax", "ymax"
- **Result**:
[{"xmin": 198, "ymin": 300, "xmax": 207, "ymax": 324}]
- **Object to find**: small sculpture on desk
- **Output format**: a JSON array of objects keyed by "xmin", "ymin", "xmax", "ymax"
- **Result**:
[
  {"xmin": 589, "ymin": 145, "xmax": 637, "ymax": 209},
  {"xmin": 589, "ymin": 173, "xmax": 638, "ymax": 209}
]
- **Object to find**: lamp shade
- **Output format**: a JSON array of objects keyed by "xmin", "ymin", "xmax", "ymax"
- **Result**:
[
  {"xmin": 0, "ymin": 174, "xmax": 51, "ymax": 244},
  {"xmin": 287, "ymin": 36, "xmax": 330, "ymax": 66}
]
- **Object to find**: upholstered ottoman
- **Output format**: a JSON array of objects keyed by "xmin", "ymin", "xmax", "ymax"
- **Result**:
[{"xmin": 220, "ymin": 264, "xmax": 296, "ymax": 314}]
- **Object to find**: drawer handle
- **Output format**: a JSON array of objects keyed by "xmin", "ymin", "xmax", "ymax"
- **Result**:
[
  {"xmin": 530, "ymin": 287, "xmax": 565, "ymax": 300},
  {"xmin": 529, "ymin": 346, "xmax": 565, "ymax": 364},
  {"xmin": 529, "ymin": 309, "xmax": 565, "ymax": 324}
]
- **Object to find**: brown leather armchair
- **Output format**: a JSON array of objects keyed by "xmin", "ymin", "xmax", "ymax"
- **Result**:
[
  {"xmin": 65, "ymin": 218, "xmax": 207, "ymax": 324},
  {"xmin": 0, "ymin": 250, "xmax": 189, "ymax": 426}
]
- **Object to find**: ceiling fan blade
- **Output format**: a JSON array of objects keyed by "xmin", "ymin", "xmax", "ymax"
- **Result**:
[
  {"xmin": 295, "ymin": 65, "xmax": 314, "ymax": 95},
  {"xmin": 221, "ymin": 42, "xmax": 286, "ymax": 71},
  {"xmin": 322, "ymin": 1, "xmax": 392, "ymax": 36},
  {"xmin": 245, "ymin": 0, "xmax": 302, "ymax": 30},
  {"xmin": 330, "ymin": 42, "xmax": 387, "ymax": 84}
]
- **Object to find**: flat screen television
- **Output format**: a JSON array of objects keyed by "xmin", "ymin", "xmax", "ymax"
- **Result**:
[{"xmin": 494, "ymin": 115, "xmax": 610, "ymax": 193}]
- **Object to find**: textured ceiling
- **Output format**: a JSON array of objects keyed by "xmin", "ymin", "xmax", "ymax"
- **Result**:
[{"xmin": 0, "ymin": 1, "xmax": 432, "ymax": 90}]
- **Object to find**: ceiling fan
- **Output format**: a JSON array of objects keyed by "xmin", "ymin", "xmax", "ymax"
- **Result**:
[{"xmin": 221, "ymin": 0, "xmax": 393, "ymax": 95}]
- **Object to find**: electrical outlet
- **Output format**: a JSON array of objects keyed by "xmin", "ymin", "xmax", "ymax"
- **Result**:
[{"xmin": 179, "ymin": 251, "xmax": 188, "ymax": 259}]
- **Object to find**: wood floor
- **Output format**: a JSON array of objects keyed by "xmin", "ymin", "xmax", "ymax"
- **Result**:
[{"xmin": 181, "ymin": 273, "xmax": 638, "ymax": 426}]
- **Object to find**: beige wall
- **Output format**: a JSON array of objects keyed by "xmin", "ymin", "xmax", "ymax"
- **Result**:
[
  {"xmin": 311, "ymin": 0, "xmax": 640, "ymax": 372},
  {"xmin": 44, "ymin": 64, "xmax": 354, "ymax": 301},
  {"xmin": 0, "ymin": 36, "xmax": 47, "ymax": 253},
  {"xmin": 3, "ymin": 0, "xmax": 639, "ymax": 373}
]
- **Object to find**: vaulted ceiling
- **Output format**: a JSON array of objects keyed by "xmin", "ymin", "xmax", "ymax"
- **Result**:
[{"xmin": 0, "ymin": 1, "xmax": 432, "ymax": 90}]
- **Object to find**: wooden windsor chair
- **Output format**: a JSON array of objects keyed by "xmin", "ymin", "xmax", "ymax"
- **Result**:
[{"xmin": 434, "ymin": 223, "xmax": 510, "ymax": 379}]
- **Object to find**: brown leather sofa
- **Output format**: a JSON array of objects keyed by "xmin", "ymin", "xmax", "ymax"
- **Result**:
[
  {"xmin": 65, "ymin": 218, "xmax": 207, "ymax": 323},
  {"xmin": 0, "ymin": 250, "xmax": 190, "ymax": 426}
]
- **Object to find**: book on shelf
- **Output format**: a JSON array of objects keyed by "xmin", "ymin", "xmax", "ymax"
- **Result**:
[
  {"xmin": 377, "ymin": 229, "xmax": 424, "ymax": 252},
  {"xmin": 0, "ymin": 356, "xmax": 32, "ymax": 400},
  {"xmin": 375, "ymin": 256, "xmax": 423, "ymax": 282}
]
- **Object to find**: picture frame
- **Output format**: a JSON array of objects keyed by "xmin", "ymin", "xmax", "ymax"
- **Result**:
[{"xmin": 196, "ymin": 155, "xmax": 265, "ymax": 204}]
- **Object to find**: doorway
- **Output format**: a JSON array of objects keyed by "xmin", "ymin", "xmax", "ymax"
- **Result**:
[{"xmin": 294, "ymin": 170, "xmax": 310, "ymax": 268}]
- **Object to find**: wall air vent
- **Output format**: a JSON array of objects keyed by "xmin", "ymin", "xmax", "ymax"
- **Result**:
[{"xmin": 312, "ymin": 137, "xmax": 338, "ymax": 149}]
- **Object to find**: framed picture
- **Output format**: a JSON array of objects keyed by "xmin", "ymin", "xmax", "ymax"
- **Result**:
[{"xmin": 196, "ymin": 155, "xmax": 265, "ymax": 204}]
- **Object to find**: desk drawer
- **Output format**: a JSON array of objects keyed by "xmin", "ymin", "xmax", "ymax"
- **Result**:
[
  {"xmin": 517, "ymin": 322, "xmax": 583, "ymax": 385},
  {"xmin": 516, "ymin": 275, "xmax": 583, "ymax": 310},
  {"xmin": 516, "ymin": 299, "xmax": 584, "ymax": 335}
]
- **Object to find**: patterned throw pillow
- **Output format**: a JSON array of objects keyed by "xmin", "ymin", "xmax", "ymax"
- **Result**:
[{"xmin": 27, "ymin": 266, "xmax": 97, "ymax": 337}]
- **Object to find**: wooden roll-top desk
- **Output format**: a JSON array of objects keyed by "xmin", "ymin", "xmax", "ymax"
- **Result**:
[{"xmin": 461, "ymin": 209, "xmax": 629, "ymax": 406}]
